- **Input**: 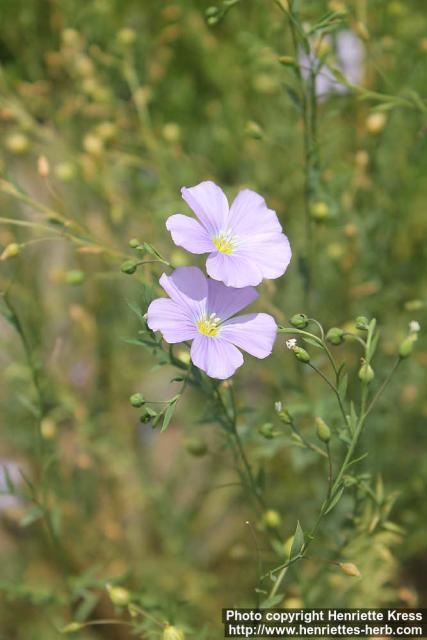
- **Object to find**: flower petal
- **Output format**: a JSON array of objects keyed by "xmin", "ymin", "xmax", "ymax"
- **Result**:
[
  {"xmin": 229, "ymin": 189, "xmax": 282, "ymax": 236},
  {"xmin": 206, "ymin": 251, "xmax": 263, "ymax": 288},
  {"xmin": 190, "ymin": 335, "xmax": 243, "ymax": 379},
  {"xmin": 147, "ymin": 298, "xmax": 198, "ymax": 343},
  {"xmin": 221, "ymin": 313, "xmax": 277, "ymax": 358},
  {"xmin": 207, "ymin": 278, "xmax": 258, "ymax": 320},
  {"xmin": 159, "ymin": 267, "xmax": 208, "ymax": 318},
  {"xmin": 237, "ymin": 232, "xmax": 292, "ymax": 280},
  {"xmin": 181, "ymin": 181, "xmax": 229, "ymax": 235},
  {"xmin": 166, "ymin": 214, "xmax": 214, "ymax": 254}
]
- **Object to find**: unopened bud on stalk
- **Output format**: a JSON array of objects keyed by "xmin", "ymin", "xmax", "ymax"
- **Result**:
[
  {"xmin": 163, "ymin": 626, "xmax": 185, "ymax": 640},
  {"xmin": 117, "ymin": 28, "xmax": 136, "ymax": 46},
  {"xmin": 106, "ymin": 583, "xmax": 131, "ymax": 606},
  {"xmin": 37, "ymin": 155, "xmax": 50, "ymax": 177},
  {"xmin": 129, "ymin": 238, "xmax": 140, "ymax": 248},
  {"xmin": 326, "ymin": 327, "xmax": 344, "ymax": 345},
  {"xmin": 65, "ymin": 270, "xmax": 85, "ymax": 285},
  {"xmin": 206, "ymin": 6, "xmax": 218, "ymax": 18},
  {"xmin": 366, "ymin": 112, "xmax": 386, "ymax": 135},
  {"xmin": 315, "ymin": 417, "xmax": 331, "ymax": 443},
  {"xmin": 310, "ymin": 201, "xmax": 330, "ymax": 221},
  {"xmin": 258, "ymin": 422, "xmax": 275, "ymax": 439},
  {"xmin": 184, "ymin": 437, "xmax": 208, "ymax": 457},
  {"xmin": 358, "ymin": 360, "xmax": 374, "ymax": 383},
  {"xmin": 292, "ymin": 346, "xmax": 310, "ymax": 363},
  {"xmin": 339, "ymin": 562, "xmax": 361, "ymax": 577},
  {"xmin": 129, "ymin": 393, "xmax": 145, "ymax": 408},
  {"xmin": 263, "ymin": 510, "xmax": 282, "ymax": 529},
  {"xmin": 290, "ymin": 313, "xmax": 308, "ymax": 329},
  {"xmin": 61, "ymin": 622, "xmax": 84, "ymax": 633},
  {"xmin": 0, "ymin": 243, "xmax": 20, "ymax": 260},
  {"xmin": 399, "ymin": 334, "xmax": 417, "ymax": 359},
  {"xmin": 245, "ymin": 121, "xmax": 263, "ymax": 139},
  {"xmin": 355, "ymin": 316, "xmax": 369, "ymax": 330},
  {"xmin": 6, "ymin": 132, "xmax": 29, "ymax": 154},
  {"xmin": 278, "ymin": 55, "xmax": 296, "ymax": 67},
  {"xmin": 121, "ymin": 260, "xmax": 137, "ymax": 274}
]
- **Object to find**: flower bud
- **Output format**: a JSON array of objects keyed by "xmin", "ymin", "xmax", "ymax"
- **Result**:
[
  {"xmin": 83, "ymin": 133, "xmax": 104, "ymax": 156},
  {"xmin": 129, "ymin": 238, "xmax": 140, "ymax": 249},
  {"xmin": 130, "ymin": 393, "xmax": 145, "ymax": 408},
  {"xmin": 358, "ymin": 360, "xmax": 374, "ymax": 383},
  {"xmin": 245, "ymin": 121, "xmax": 263, "ymax": 139},
  {"xmin": 278, "ymin": 55, "xmax": 296, "ymax": 67},
  {"xmin": 310, "ymin": 201, "xmax": 330, "ymax": 221},
  {"xmin": 106, "ymin": 583, "xmax": 131, "ymax": 606},
  {"xmin": 121, "ymin": 260, "xmax": 137, "ymax": 274},
  {"xmin": 37, "ymin": 155, "xmax": 50, "ymax": 177},
  {"xmin": 55, "ymin": 162, "xmax": 76, "ymax": 182},
  {"xmin": 6, "ymin": 132, "xmax": 29, "ymax": 154},
  {"xmin": 163, "ymin": 626, "xmax": 185, "ymax": 640},
  {"xmin": 326, "ymin": 327, "xmax": 344, "ymax": 345},
  {"xmin": 258, "ymin": 422, "xmax": 275, "ymax": 439},
  {"xmin": 0, "ymin": 242, "xmax": 20, "ymax": 260},
  {"xmin": 263, "ymin": 510, "xmax": 282, "ymax": 529},
  {"xmin": 65, "ymin": 270, "xmax": 85, "ymax": 285},
  {"xmin": 184, "ymin": 437, "xmax": 208, "ymax": 457},
  {"xmin": 339, "ymin": 562, "xmax": 361, "ymax": 577},
  {"xmin": 355, "ymin": 316, "xmax": 369, "ymax": 330},
  {"xmin": 292, "ymin": 346, "xmax": 310, "ymax": 363},
  {"xmin": 290, "ymin": 313, "xmax": 308, "ymax": 329},
  {"xmin": 205, "ymin": 6, "xmax": 218, "ymax": 18},
  {"xmin": 315, "ymin": 417, "xmax": 331, "ymax": 443},
  {"xmin": 399, "ymin": 334, "xmax": 417, "ymax": 359},
  {"xmin": 62, "ymin": 622, "xmax": 84, "ymax": 633},
  {"xmin": 366, "ymin": 112, "xmax": 386, "ymax": 135},
  {"xmin": 162, "ymin": 123, "xmax": 181, "ymax": 143},
  {"xmin": 117, "ymin": 28, "xmax": 136, "ymax": 46}
]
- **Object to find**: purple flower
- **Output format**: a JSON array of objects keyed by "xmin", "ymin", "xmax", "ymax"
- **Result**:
[
  {"xmin": 166, "ymin": 181, "xmax": 292, "ymax": 288},
  {"xmin": 147, "ymin": 266, "xmax": 277, "ymax": 379},
  {"xmin": 299, "ymin": 30, "xmax": 364, "ymax": 101}
]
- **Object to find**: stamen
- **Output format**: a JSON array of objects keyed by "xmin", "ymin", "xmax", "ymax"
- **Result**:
[
  {"xmin": 196, "ymin": 312, "xmax": 221, "ymax": 337},
  {"xmin": 212, "ymin": 228, "xmax": 237, "ymax": 255}
]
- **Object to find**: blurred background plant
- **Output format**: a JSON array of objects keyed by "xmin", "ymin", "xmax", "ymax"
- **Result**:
[{"xmin": 0, "ymin": 0, "xmax": 426, "ymax": 637}]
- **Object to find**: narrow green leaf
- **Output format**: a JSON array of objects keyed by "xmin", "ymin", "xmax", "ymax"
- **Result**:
[
  {"xmin": 290, "ymin": 520, "xmax": 305, "ymax": 558},
  {"xmin": 161, "ymin": 399, "xmax": 177, "ymax": 432},
  {"xmin": 324, "ymin": 486, "xmax": 345, "ymax": 514}
]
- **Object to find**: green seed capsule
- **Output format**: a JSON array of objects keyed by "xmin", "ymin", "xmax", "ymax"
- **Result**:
[
  {"xmin": 106, "ymin": 584, "xmax": 131, "ymax": 606},
  {"xmin": 121, "ymin": 260, "xmax": 137, "ymax": 274},
  {"xmin": 290, "ymin": 313, "xmax": 309, "ymax": 329},
  {"xmin": 258, "ymin": 422, "xmax": 275, "ymax": 439},
  {"xmin": 355, "ymin": 316, "xmax": 369, "ymax": 331},
  {"xmin": 326, "ymin": 327, "xmax": 344, "ymax": 345},
  {"xmin": 358, "ymin": 361, "xmax": 374, "ymax": 383},
  {"xmin": 129, "ymin": 393, "xmax": 145, "ymax": 408},
  {"xmin": 65, "ymin": 270, "xmax": 85, "ymax": 285},
  {"xmin": 292, "ymin": 346, "xmax": 310, "ymax": 363},
  {"xmin": 399, "ymin": 334, "xmax": 417, "ymax": 359},
  {"xmin": 184, "ymin": 437, "xmax": 208, "ymax": 457},
  {"xmin": 163, "ymin": 626, "xmax": 185, "ymax": 640},
  {"xmin": 315, "ymin": 417, "xmax": 331, "ymax": 443},
  {"xmin": 263, "ymin": 510, "xmax": 282, "ymax": 529}
]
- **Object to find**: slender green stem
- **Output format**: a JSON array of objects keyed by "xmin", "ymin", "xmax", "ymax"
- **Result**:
[{"xmin": 307, "ymin": 362, "xmax": 348, "ymax": 426}]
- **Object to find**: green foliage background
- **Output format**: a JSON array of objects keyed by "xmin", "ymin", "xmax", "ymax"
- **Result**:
[{"xmin": 0, "ymin": 0, "xmax": 426, "ymax": 637}]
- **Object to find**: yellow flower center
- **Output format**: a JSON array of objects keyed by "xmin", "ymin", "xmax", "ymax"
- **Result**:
[
  {"xmin": 212, "ymin": 229, "xmax": 236, "ymax": 255},
  {"xmin": 197, "ymin": 313, "xmax": 221, "ymax": 337}
]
